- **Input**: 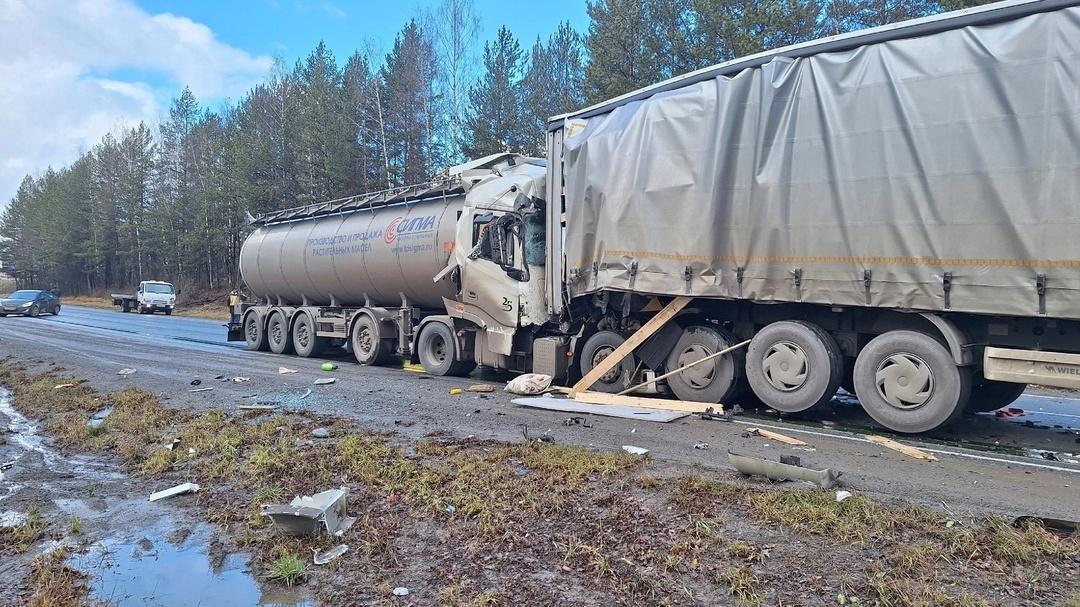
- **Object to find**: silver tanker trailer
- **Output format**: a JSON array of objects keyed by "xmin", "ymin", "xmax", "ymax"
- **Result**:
[{"xmin": 231, "ymin": 0, "xmax": 1080, "ymax": 434}]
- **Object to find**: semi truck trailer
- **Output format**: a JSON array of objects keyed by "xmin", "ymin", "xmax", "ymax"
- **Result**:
[{"xmin": 229, "ymin": 0, "xmax": 1080, "ymax": 434}]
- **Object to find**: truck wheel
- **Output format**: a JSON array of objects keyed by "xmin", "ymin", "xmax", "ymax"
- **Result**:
[
  {"xmin": 417, "ymin": 322, "xmax": 474, "ymax": 376},
  {"xmin": 664, "ymin": 325, "xmax": 745, "ymax": 404},
  {"xmin": 122, "ymin": 301, "xmax": 130, "ymax": 313},
  {"xmin": 578, "ymin": 331, "xmax": 636, "ymax": 394},
  {"xmin": 745, "ymin": 321, "xmax": 842, "ymax": 413},
  {"xmin": 853, "ymin": 330, "xmax": 971, "ymax": 433},
  {"xmin": 244, "ymin": 311, "xmax": 269, "ymax": 351},
  {"xmin": 292, "ymin": 312, "xmax": 326, "ymax": 358},
  {"xmin": 967, "ymin": 379, "xmax": 1027, "ymax": 413},
  {"xmin": 351, "ymin": 314, "xmax": 390, "ymax": 365},
  {"xmin": 164, "ymin": 309, "xmax": 172, "ymax": 316},
  {"xmin": 267, "ymin": 311, "xmax": 294, "ymax": 354}
]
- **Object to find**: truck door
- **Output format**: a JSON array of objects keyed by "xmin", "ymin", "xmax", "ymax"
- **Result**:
[{"xmin": 459, "ymin": 212, "xmax": 523, "ymax": 329}]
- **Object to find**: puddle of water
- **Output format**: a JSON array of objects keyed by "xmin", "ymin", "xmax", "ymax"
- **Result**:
[
  {"xmin": 71, "ymin": 523, "xmax": 312, "ymax": 607},
  {"xmin": 0, "ymin": 387, "xmax": 55, "ymax": 465}
]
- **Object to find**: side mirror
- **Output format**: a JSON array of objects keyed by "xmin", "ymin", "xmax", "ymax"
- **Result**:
[{"xmin": 505, "ymin": 268, "xmax": 527, "ymax": 282}]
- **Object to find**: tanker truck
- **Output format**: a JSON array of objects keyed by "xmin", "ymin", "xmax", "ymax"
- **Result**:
[{"xmin": 230, "ymin": 0, "xmax": 1080, "ymax": 434}]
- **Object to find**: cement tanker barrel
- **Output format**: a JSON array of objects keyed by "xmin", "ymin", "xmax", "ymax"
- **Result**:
[{"xmin": 240, "ymin": 196, "xmax": 463, "ymax": 309}]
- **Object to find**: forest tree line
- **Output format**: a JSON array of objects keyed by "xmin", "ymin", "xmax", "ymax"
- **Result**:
[{"xmin": 0, "ymin": 0, "xmax": 991, "ymax": 294}]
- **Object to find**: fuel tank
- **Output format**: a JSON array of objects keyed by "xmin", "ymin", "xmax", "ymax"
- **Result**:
[{"xmin": 239, "ymin": 196, "xmax": 463, "ymax": 308}]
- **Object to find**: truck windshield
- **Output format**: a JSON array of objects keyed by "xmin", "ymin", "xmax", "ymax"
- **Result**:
[{"xmin": 145, "ymin": 284, "xmax": 174, "ymax": 294}]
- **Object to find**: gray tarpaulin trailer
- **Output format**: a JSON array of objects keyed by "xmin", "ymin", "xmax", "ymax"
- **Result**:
[{"xmin": 234, "ymin": 0, "xmax": 1080, "ymax": 435}]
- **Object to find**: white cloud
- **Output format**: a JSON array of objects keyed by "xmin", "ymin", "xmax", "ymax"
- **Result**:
[{"xmin": 0, "ymin": 0, "xmax": 273, "ymax": 203}]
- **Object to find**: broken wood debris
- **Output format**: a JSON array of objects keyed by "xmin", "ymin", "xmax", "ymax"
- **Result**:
[
  {"xmin": 467, "ymin": 384, "xmax": 495, "ymax": 393},
  {"xmin": 574, "ymin": 390, "xmax": 717, "ymax": 414},
  {"xmin": 865, "ymin": 435, "xmax": 937, "ymax": 461},
  {"xmin": 745, "ymin": 427, "xmax": 808, "ymax": 446},
  {"xmin": 571, "ymin": 296, "xmax": 692, "ymax": 397},
  {"xmin": 617, "ymin": 338, "xmax": 750, "ymax": 396}
]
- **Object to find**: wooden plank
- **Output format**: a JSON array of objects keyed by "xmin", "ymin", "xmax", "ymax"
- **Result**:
[
  {"xmin": 617, "ymin": 339, "xmax": 750, "ymax": 396},
  {"xmin": 570, "ymin": 296, "xmax": 692, "ymax": 397},
  {"xmin": 745, "ymin": 427, "xmax": 809, "ymax": 446},
  {"xmin": 574, "ymin": 390, "xmax": 719, "ymax": 414},
  {"xmin": 865, "ymin": 435, "xmax": 938, "ymax": 461}
]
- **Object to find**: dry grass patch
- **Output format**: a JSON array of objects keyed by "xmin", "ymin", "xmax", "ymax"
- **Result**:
[{"xmin": 26, "ymin": 548, "xmax": 89, "ymax": 607}]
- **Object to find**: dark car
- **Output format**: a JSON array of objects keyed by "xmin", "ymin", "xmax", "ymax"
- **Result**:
[{"xmin": 0, "ymin": 289, "xmax": 61, "ymax": 317}]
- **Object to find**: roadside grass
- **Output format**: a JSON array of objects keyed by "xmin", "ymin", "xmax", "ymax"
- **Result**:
[
  {"xmin": 2, "ymin": 360, "xmax": 1079, "ymax": 606},
  {"xmin": 27, "ymin": 548, "xmax": 88, "ymax": 607},
  {"xmin": 0, "ymin": 508, "xmax": 49, "ymax": 554}
]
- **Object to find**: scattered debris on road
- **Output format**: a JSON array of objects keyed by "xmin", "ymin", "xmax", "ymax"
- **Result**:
[
  {"xmin": 261, "ymin": 488, "xmax": 355, "ymax": 536},
  {"xmin": 836, "ymin": 490, "xmax": 853, "ymax": 502},
  {"xmin": 278, "ymin": 367, "xmax": 298, "ymax": 374},
  {"xmin": 190, "ymin": 379, "xmax": 202, "ymax": 386},
  {"xmin": 148, "ymin": 482, "xmax": 200, "ymax": 502},
  {"xmin": 238, "ymin": 404, "xmax": 276, "ymax": 411},
  {"xmin": 164, "ymin": 438, "xmax": 181, "ymax": 450},
  {"xmin": 520, "ymin": 424, "xmax": 554, "ymax": 443},
  {"xmin": 694, "ymin": 442, "xmax": 709, "ymax": 450},
  {"xmin": 697, "ymin": 406, "xmax": 735, "ymax": 422},
  {"xmin": 866, "ymin": 435, "xmax": 938, "ymax": 461},
  {"xmin": 746, "ymin": 427, "xmax": 809, "ymax": 446},
  {"xmin": 622, "ymin": 445, "xmax": 649, "ymax": 456},
  {"xmin": 321, "ymin": 363, "xmax": 338, "ymax": 372},
  {"xmin": 728, "ymin": 451, "xmax": 839, "ymax": 489},
  {"xmin": 313, "ymin": 378, "xmax": 336, "ymax": 386},
  {"xmin": 117, "ymin": 368, "xmax": 136, "ymax": 375},
  {"xmin": 505, "ymin": 373, "xmax": 553, "ymax": 395},
  {"xmin": 562, "ymin": 416, "xmax": 592, "ymax": 428},
  {"xmin": 189, "ymin": 387, "xmax": 213, "ymax": 393},
  {"xmin": 311, "ymin": 427, "xmax": 330, "ymax": 438},
  {"xmin": 393, "ymin": 587, "xmax": 410, "ymax": 597},
  {"xmin": 449, "ymin": 388, "xmax": 463, "ymax": 395},
  {"xmin": 232, "ymin": 376, "xmax": 250, "ymax": 383},
  {"xmin": 313, "ymin": 544, "xmax": 348, "ymax": 565},
  {"xmin": 53, "ymin": 383, "xmax": 75, "ymax": 390},
  {"xmin": 87, "ymin": 406, "xmax": 113, "ymax": 429},
  {"xmin": 467, "ymin": 384, "xmax": 495, "ymax": 393},
  {"xmin": 299, "ymin": 388, "xmax": 313, "ymax": 399},
  {"xmin": 512, "ymin": 395, "xmax": 688, "ymax": 422}
]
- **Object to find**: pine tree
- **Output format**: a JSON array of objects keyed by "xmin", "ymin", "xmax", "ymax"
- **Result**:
[
  {"xmin": 584, "ymin": 0, "xmax": 653, "ymax": 103},
  {"xmin": 462, "ymin": 26, "xmax": 526, "ymax": 158}
]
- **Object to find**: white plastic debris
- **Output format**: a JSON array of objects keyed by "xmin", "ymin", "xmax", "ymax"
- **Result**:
[
  {"xmin": 836, "ymin": 490, "xmax": 853, "ymax": 503},
  {"xmin": 504, "ymin": 373, "xmax": 552, "ymax": 395},
  {"xmin": 148, "ymin": 482, "xmax": 200, "ymax": 502},
  {"xmin": 694, "ymin": 442, "xmax": 710, "ymax": 450},
  {"xmin": 313, "ymin": 544, "xmax": 348, "ymax": 565},
  {"xmin": 393, "ymin": 587, "xmax": 410, "ymax": 597},
  {"xmin": 117, "ymin": 368, "xmax": 136, "ymax": 375},
  {"xmin": 232, "ymin": 377, "xmax": 250, "ymax": 383},
  {"xmin": 313, "ymin": 378, "xmax": 337, "ymax": 386},
  {"xmin": 622, "ymin": 445, "xmax": 649, "ymax": 456},
  {"xmin": 278, "ymin": 367, "xmax": 298, "ymax": 374}
]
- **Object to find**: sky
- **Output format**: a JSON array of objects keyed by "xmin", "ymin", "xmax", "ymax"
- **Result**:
[{"xmin": 0, "ymin": 0, "xmax": 589, "ymax": 206}]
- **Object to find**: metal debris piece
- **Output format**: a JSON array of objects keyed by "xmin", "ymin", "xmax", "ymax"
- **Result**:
[
  {"xmin": 261, "ymin": 488, "xmax": 356, "ymax": 536},
  {"xmin": 278, "ymin": 367, "xmax": 298, "ymax": 374},
  {"xmin": 189, "ymin": 387, "xmax": 213, "ymax": 393},
  {"xmin": 467, "ymin": 384, "xmax": 496, "ymax": 393},
  {"xmin": 562, "ymin": 416, "xmax": 593, "ymax": 428},
  {"xmin": 87, "ymin": 407, "xmax": 113, "ymax": 429},
  {"xmin": 190, "ymin": 379, "xmax": 202, "ymax": 386},
  {"xmin": 232, "ymin": 377, "xmax": 250, "ymax": 383},
  {"xmin": 313, "ymin": 378, "xmax": 336, "ymax": 386},
  {"xmin": 238, "ymin": 404, "xmax": 276, "ymax": 411},
  {"xmin": 694, "ymin": 442, "xmax": 710, "ymax": 450},
  {"xmin": 779, "ymin": 455, "xmax": 801, "ymax": 466},
  {"xmin": 148, "ymin": 482, "xmax": 200, "ymax": 502},
  {"xmin": 697, "ymin": 406, "xmax": 734, "ymax": 422},
  {"xmin": 836, "ymin": 490, "xmax": 853, "ymax": 502},
  {"xmin": 0, "ymin": 461, "xmax": 14, "ymax": 471},
  {"xmin": 117, "ymin": 368, "xmax": 136, "ymax": 375},
  {"xmin": 728, "ymin": 451, "xmax": 839, "ymax": 489},
  {"xmin": 313, "ymin": 544, "xmax": 348, "ymax": 565},
  {"xmin": 164, "ymin": 438, "xmax": 181, "ymax": 450},
  {"xmin": 622, "ymin": 445, "xmax": 649, "ymax": 456},
  {"xmin": 53, "ymin": 383, "xmax": 76, "ymax": 390},
  {"xmin": 1013, "ymin": 515, "xmax": 1078, "ymax": 533},
  {"xmin": 299, "ymin": 388, "xmax": 313, "ymax": 399}
]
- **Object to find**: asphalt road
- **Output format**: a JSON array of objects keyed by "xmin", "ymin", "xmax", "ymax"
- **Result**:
[{"xmin": 1, "ymin": 305, "xmax": 1077, "ymax": 520}]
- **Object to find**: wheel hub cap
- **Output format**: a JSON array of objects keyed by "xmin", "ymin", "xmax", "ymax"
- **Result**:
[
  {"xmin": 356, "ymin": 326, "xmax": 373, "ymax": 354},
  {"xmin": 677, "ymin": 344, "xmax": 716, "ymax": 388},
  {"xmin": 762, "ymin": 341, "xmax": 808, "ymax": 391},
  {"xmin": 592, "ymin": 346, "xmax": 620, "ymax": 383},
  {"xmin": 432, "ymin": 336, "xmax": 447, "ymax": 363},
  {"xmin": 875, "ymin": 353, "xmax": 935, "ymax": 410}
]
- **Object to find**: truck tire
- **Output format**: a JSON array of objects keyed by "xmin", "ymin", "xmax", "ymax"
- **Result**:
[
  {"xmin": 164, "ymin": 309, "xmax": 172, "ymax": 316},
  {"xmin": 351, "ymin": 314, "xmax": 390, "ymax": 365},
  {"xmin": 664, "ymin": 325, "xmax": 745, "ymax": 404},
  {"xmin": 267, "ymin": 311, "xmax": 294, "ymax": 355},
  {"xmin": 578, "ymin": 331, "xmax": 637, "ymax": 394},
  {"xmin": 417, "ymin": 322, "xmax": 474, "ymax": 376},
  {"xmin": 745, "ymin": 321, "xmax": 842, "ymax": 413},
  {"xmin": 244, "ymin": 311, "xmax": 269, "ymax": 351},
  {"xmin": 292, "ymin": 311, "xmax": 326, "ymax": 358},
  {"xmin": 967, "ymin": 379, "xmax": 1027, "ymax": 413},
  {"xmin": 853, "ymin": 330, "xmax": 971, "ymax": 434},
  {"xmin": 122, "ymin": 301, "xmax": 130, "ymax": 313}
]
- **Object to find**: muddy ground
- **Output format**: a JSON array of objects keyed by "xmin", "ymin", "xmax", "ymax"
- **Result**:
[{"xmin": 1, "ymin": 361, "xmax": 1079, "ymax": 607}]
